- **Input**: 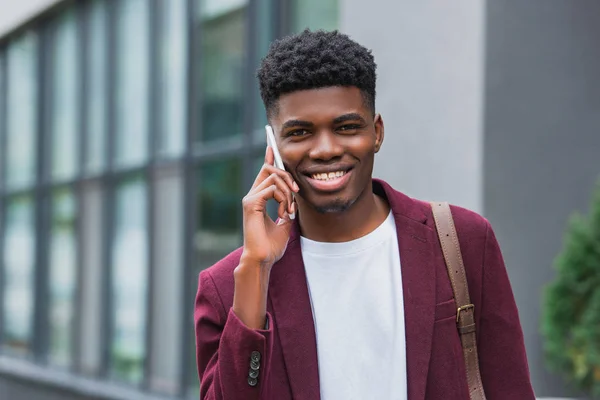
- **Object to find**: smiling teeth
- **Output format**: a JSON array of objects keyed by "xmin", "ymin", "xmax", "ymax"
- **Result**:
[{"xmin": 311, "ymin": 171, "xmax": 346, "ymax": 181}]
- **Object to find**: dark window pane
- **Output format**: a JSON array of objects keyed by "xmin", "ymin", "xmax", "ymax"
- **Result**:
[
  {"xmin": 85, "ymin": 0, "xmax": 108, "ymax": 175},
  {"xmin": 48, "ymin": 188, "xmax": 77, "ymax": 367},
  {"xmin": 190, "ymin": 158, "xmax": 243, "ymax": 392},
  {"xmin": 6, "ymin": 32, "xmax": 38, "ymax": 189},
  {"xmin": 158, "ymin": 0, "xmax": 187, "ymax": 157},
  {"xmin": 252, "ymin": 0, "xmax": 275, "ymax": 140},
  {"xmin": 2, "ymin": 195, "xmax": 35, "ymax": 353},
  {"xmin": 110, "ymin": 176, "xmax": 148, "ymax": 384},
  {"xmin": 51, "ymin": 9, "xmax": 79, "ymax": 181},
  {"xmin": 197, "ymin": 0, "xmax": 248, "ymax": 143},
  {"xmin": 114, "ymin": 0, "xmax": 149, "ymax": 168}
]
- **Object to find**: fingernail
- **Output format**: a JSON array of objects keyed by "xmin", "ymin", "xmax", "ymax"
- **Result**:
[{"xmin": 293, "ymin": 182, "xmax": 299, "ymax": 192}]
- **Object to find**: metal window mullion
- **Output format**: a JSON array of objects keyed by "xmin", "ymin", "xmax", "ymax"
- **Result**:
[
  {"xmin": 143, "ymin": 0, "xmax": 161, "ymax": 392},
  {"xmin": 32, "ymin": 22, "xmax": 53, "ymax": 363},
  {"xmin": 0, "ymin": 48, "xmax": 6, "ymax": 189},
  {"xmin": 180, "ymin": 0, "xmax": 199, "ymax": 395},
  {"xmin": 72, "ymin": 1, "xmax": 88, "ymax": 374},
  {"xmin": 0, "ymin": 48, "xmax": 7, "ymax": 346},
  {"xmin": 100, "ymin": 0, "xmax": 118, "ymax": 379}
]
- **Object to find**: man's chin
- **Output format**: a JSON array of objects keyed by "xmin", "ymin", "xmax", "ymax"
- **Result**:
[{"xmin": 312, "ymin": 198, "xmax": 356, "ymax": 214}]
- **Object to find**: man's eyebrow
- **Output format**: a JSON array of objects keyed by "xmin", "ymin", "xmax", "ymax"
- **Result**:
[
  {"xmin": 282, "ymin": 119, "xmax": 314, "ymax": 130},
  {"xmin": 332, "ymin": 113, "xmax": 366, "ymax": 125}
]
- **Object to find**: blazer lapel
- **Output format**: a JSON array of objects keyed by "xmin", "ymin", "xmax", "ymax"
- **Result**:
[
  {"xmin": 269, "ymin": 220, "xmax": 321, "ymax": 400},
  {"xmin": 379, "ymin": 180, "xmax": 437, "ymax": 400}
]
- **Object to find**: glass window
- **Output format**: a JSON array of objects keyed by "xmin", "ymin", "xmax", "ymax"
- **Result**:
[
  {"xmin": 6, "ymin": 32, "xmax": 38, "ymax": 189},
  {"xmin": 197, "ymin": 0, "xmax": 248, "ymax": 143},
  {"xmin": 114, "ymin": 0, "xmax": 149, "ymax": 168},
  {"xmin": 51, "ymin": 9, "xmax": 80, "ymax": 181},
  {"xmin": 189, "ymin": 158, "xmax": 243, "ymax": 392},
  {"xmin": 110, "ymin": 176, "xmax": 148, "ymax": 384},
  {"xmin": 158, "ymin": 0, "xmax": 187, "ymax": 157},
  {"xmin": 292, "ymin": 0, "xmax": 338, "ymax": 32},
  {"xmin": 2, "ymin": 196, "xmax": 35, "ymax": 353},
  {"xmin": 47, "ymin": 188, "xmax": 77, "ymax": 367},
  {"xmin": 252, "ymin": 0, "xmax": 275, "ymax": 140},
  {"xmin": 85, "ymin": 0, "xmax": 108, "ymax": 175}
]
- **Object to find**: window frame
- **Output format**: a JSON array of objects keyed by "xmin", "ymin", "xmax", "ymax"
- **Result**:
[{"xmin": 0, "ymin": 0, "xmax": 337, "ymax": 398}]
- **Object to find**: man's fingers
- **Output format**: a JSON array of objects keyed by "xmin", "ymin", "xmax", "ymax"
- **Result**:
[
  {"xmin": 242, "ymin": 184, "xmax": 288, "ymax": 217},
  {"xmin": 251, "ymin": 148, "xmax": 299, "ymax": 193},
  {"xmin": 250, "ymin": 173, "xmax": 294, "ymax": 214}
]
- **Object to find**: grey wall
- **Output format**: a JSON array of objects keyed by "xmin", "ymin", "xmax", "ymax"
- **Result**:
[
  {"xmin": 0, "ymin": 0, "xmax": 62, "ymax": 37},
  {"xmin": 484, "ymin": 0, "xmax": 600, "ymax": 397},
  {"xmin": 340, "ymin": 0, "xmax": 485, "ymax": 213}
]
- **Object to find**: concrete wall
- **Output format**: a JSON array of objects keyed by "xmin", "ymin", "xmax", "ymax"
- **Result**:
[
  {"xmin": 344, "ymin": 0, "xmax": 600, "ymax": 397},
  {"xmin": 483, "ymin": 0, "xmax": 600, "ymax": 397},
  {"xmin": 0, "ymin": 0, "xmax": 62, "ymax": 37},
  {"xmin": 341, "ymin": 0, "xmax": 486, "ymax": 213}
]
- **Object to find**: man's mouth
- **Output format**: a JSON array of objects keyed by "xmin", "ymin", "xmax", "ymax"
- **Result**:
[
  {"xmin": 310, "ymin": 171, "xmax": 347, "ymax": 181},
  {"xmin": 305, "ymin": 168, "xmax": 353, "ymax": 192}
]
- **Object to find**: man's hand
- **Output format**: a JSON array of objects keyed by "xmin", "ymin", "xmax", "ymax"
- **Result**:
[{"xmin": 232, "ymin": 146, "xmax": 299, "ymax": 329}]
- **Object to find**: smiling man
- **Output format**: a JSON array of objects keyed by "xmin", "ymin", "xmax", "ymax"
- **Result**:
[{"xmin": 194, "ymin": 30, "xmax": 535, "ymax": 400}]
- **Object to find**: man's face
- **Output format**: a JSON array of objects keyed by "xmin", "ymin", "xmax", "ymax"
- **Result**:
[{"xmin": 270, "ymin": 86, "xmax": 384, "ymax": 214}]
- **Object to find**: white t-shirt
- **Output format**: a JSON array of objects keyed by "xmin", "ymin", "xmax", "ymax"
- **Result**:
[{"xmin": 301, "ymin": 211, "xmax": 407, "ymax": 400}]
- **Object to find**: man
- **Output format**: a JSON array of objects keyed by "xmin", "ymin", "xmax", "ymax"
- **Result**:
[{"xmin": 194, "ymin": 29, "xmax": 535, "ymax": 400}]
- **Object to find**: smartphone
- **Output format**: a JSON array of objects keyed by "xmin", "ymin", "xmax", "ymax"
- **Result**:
[{"xmin": 265, "ymin": 125, "xmax": 295, "ymax": 219}]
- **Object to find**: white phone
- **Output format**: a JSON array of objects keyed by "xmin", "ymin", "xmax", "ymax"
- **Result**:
[{"xmin": 265, "ymin": 125, "xmax": 295, "ymax": 219}]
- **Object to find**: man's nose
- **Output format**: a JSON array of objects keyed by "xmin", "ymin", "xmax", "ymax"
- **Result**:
[{"xmin": 308, "ymin": 130, "xmax": 343, "ymax": 161}]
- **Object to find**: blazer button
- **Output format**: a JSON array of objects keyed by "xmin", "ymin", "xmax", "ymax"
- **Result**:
[
  {"xmin": 249, "ymin": 369, "xmax": 259, "ymax": 379},
  {"xmin": 250, "ymin": 351, "xmax": 261, "ymax": 363},
  {"xmin": 248, "ymin": 376, "xmax": 258, "ymax": 387},
  {"xmin": 250, "ymin": 360, "xmax": 260, "ymax": 371}
]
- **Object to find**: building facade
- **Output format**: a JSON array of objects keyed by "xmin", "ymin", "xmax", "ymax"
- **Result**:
[{"xmin": 0, "ymin": 0, "xmax": 599, "ymax": 399}]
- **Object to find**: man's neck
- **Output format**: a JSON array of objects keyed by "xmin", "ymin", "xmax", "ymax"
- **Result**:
[{"xmin": 297, "ymin": 183, "xmax": 391, "ymax": 243}]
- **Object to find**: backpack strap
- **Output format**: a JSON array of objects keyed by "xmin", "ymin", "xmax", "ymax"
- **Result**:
[{"xmin": 430, "ymin": 201, "xmax": 487, "ymax": 400}]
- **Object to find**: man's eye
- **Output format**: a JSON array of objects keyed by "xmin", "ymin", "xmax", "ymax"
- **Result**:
[
  {"xmin": 288, "ymin": 129, "xmax": 309, "ymax": 137},
  {"xmin": 338, "ymin": 124, "xmax": 361, "ymax": 131}
]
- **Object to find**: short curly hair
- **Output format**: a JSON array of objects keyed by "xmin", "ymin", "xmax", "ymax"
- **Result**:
[{"xmin": 257, "ymin": 29, "xmax": 377, "ymax": 118}]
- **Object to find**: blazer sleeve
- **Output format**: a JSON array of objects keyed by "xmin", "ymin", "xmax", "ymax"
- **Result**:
[
  {"xmin": 194, "ymin": 269, "xmax": 274, "ymax": 400},
  {"xmin": 477, "ymin": 221, "xmax": 536, "ymax": 399}
]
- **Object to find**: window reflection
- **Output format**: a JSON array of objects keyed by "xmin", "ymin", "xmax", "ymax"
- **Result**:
[
  {"xmin": 190, "ymin": 158, "xmax": 243, "ymax": 392},
  {"xmin": 2, "ymin": 196, "xmax": 36, "ymax": 353},
  {"xmin": 159, "ymin": 0, "xmax": 187, "ymax": 157},
  {"xmin": 114, "ymin": 0, "xmax": 149, "ymax": 168},
  {"xmin": 197, "ymin": 0, "xmax": 248, "ymax": 142},
  {"xmin": 51, "ymin": 9, "xmax": 79, "ymax": 181},
  {"xmin": 6, "ymin": 32, "xmax": 38, "ymax": 189},
  {"xmin": 196, "ymin": 159, "xmax": 243, "ymax": 266},
  {"xmin": 110, "ymin": 177, "xmax": 148, "ymax": 384},
  {"xmin": 85, "ymin": 0, "xmax": 108, "ymax": 175},
  {"xmin": 48, "ymin": 188, "xmax": 77, "ymax": 367}
]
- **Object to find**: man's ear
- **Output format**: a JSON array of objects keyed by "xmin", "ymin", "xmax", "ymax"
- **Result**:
[{"xmin": 374, "ymin": 114, "xmax": 384, "ymax": 153}]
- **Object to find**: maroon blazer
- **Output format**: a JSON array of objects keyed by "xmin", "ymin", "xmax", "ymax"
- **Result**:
[{"xmin": 194, "ymin": 179, "xmax": 535, "ymax": 400}]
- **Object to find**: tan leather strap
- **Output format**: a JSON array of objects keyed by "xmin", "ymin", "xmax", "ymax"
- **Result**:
[{"xmin": 430, "ymin": 202, "xmax": 487, "ymax": 400}]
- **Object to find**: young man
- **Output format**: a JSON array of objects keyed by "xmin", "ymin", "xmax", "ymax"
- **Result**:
[{"xmin": 194, "ymin": 30, "xmax": 535, "ymax": 400}]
